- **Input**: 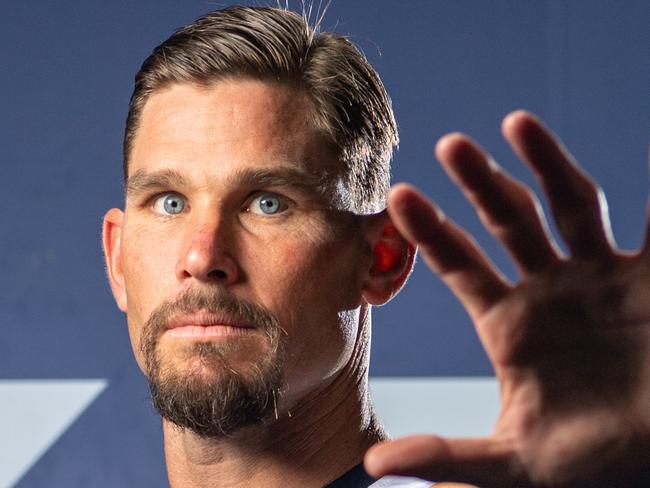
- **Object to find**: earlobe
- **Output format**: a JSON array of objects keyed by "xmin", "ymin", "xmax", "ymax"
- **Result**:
[
  {"xmin": 102, "ymin": 208, "xmax": 128, "ymax": 312},
  {"xmin": 362, "ymin": 214, "xmax": 416, "ymax": 306}
]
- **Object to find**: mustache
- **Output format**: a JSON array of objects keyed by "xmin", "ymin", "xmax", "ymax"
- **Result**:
[{"xmin": 140, "ymin": 287, "xmax": 281, "ymax": 359}]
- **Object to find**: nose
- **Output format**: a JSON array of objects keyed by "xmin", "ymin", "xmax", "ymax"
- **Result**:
[{"xmin": 175, "ymin": 219, "xmax": 240, "ymax": 285}]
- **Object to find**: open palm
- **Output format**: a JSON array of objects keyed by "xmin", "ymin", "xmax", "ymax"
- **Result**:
[{"xmin": 366, "ymin": 111, "xmax": 650, "ymax": 487}]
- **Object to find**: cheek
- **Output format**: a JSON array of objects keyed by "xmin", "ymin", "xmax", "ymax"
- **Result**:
[
  {"xmin": 123, "ymin": 223, "xmax": 179, "ymax": 292},
  {"xmin": 245, "ymin": 228, "xmax": 367, "ymax": 388},
  {"xmin": 247, "ymin": 226, "xmax": 365, "ymax": 312},
  {"xmin": 120, "ymin": 224, "xmax": 182, "ymax": 354}
]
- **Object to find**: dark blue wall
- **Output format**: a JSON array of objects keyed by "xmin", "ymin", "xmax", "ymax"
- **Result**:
[{"xmin": 2, "ymin": 1, "xmax": 648, "ymax": 486}]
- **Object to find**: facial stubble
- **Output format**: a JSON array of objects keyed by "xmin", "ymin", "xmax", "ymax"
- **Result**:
[{"xmin": 140, "ymin": 287, "xmax": 284, "ymax": 438}]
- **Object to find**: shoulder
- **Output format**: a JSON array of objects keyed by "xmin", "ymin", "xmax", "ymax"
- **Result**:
[
  {"xmin": 368, "ymin": 475, "xmax": 432, "ymax": 487},
  {"xmin": 436, "ymin": 484, "xmax": 479, "ymax": 488},
  {"xmin": 370, "ymin": 477, "xmax": 477, "ymax": 488}
]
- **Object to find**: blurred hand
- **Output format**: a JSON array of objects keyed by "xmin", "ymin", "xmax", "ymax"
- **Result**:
[{"xmin": 365, "ymin": 111, "xmax": 650, "ymax": 487}]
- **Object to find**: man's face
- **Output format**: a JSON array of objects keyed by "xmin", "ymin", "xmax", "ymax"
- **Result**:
[{"xmin": 104, "ymin": 79, "xmax": 374, "ymax": 435}]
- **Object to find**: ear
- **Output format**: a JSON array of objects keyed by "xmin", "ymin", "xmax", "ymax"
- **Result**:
[
  {"xmin": 102, "ymin": 208, "xmax": 128, "ymax": 312},
  {"xmin": 361, "ymin": 210, "xmax": 416, "ymax": 306}
]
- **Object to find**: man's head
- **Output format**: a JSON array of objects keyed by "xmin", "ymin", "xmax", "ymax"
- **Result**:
[
  {"xmin": 103, "ymin": 6, "xmax": 412, "ymax": 439},
  {"xmin": 124, "ymin": 6, "xmax": 398, "ymax": 214}
]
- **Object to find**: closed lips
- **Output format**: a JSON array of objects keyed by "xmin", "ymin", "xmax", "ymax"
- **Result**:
[{"xmin": 166, "ymin": 312, "xmax": 254, "ymax": 338}]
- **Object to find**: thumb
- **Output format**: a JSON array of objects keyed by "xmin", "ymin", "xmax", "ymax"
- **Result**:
[{"xmin": 364, "ymin": 435, "xmax": 523, "ymax": 488}]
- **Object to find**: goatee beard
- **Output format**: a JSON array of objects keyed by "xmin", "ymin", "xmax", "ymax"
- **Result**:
[{"xmin": 140, "ymin": 287, "xmax": 284, "ymax": 438}]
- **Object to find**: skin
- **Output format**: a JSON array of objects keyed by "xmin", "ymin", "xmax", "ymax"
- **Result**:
[
  {"xmin": 366, "ymin": 112, "xmax": 650, "ymax": 487},
  {"xmin": 102, "ymin": 76, "xmax": 650, "ymax": 487},
  {"xmin": 103, "ymin": 79, "xmax": 413, "ymax": 488}
]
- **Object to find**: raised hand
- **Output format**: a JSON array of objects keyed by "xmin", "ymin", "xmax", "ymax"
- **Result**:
[{"xmin": 365, "ymin": 111, "xmax": 650, "ymax": 487}]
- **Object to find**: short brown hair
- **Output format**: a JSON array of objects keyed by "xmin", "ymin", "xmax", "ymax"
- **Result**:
[{"xmin": 124, "ymin": 6, "xmax": 398, "ymax": 213}]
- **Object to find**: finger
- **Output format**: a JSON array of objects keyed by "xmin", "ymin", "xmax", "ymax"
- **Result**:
[
  {"xmin": 436, "ymin": 133, "xmax": 562, "ymax": 275},
  {"xmin": 388, "ymin": 184, "xmax": 510, "ymax": 321},
  {"xmin": 642, "ymin": 195, "xmax": 650, "ymax": 258},
  {"xmin": 364, "ymin": 435, "xmax": 524, "ymax": 488},
  {"xmin": 502, "ymin": 110, "xmax": 616, "ymax": 258}
]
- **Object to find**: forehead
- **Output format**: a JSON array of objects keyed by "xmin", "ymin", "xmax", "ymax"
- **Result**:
[{"xmin": 130, "ymin": 79, "xmax": 339, "ymax": 179}]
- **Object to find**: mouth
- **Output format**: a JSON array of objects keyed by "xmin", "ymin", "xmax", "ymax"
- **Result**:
[{"xmin": 165, "ymin": 311, "xmax": 255, "ymax": 339}]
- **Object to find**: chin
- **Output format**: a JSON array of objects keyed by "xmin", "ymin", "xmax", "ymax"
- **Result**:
[{"xmin": 145, "ymin": 340, "xmax": 286, "ymax": 438}]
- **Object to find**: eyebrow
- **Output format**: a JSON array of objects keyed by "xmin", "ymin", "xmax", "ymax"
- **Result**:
[
  {"xmin": 125, "ymin": 168, "xmax": 190, "ymax": 198},
  {"xmin": 228, "ymin": 166, "xmax": 333, "ymax": 195},
  {"xmin": 125, "ymin": 165, "xmax": 335, "ymax": 199}
]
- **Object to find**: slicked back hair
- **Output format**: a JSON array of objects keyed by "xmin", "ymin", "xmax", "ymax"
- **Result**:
[{"xmin": 124, "ymin": 6, "xmax": 398, "ymax": 214}]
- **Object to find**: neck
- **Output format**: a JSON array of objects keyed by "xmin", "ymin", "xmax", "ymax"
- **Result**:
[{"xmin": 163, "ymin": 307, "xmax": 384, "ymax": 488}]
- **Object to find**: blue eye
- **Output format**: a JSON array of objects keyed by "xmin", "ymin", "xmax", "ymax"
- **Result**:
[
  {"xmin": 153, "ymin": 193, "xmax": 186, "ymax": 215},
  {"xmin": 249, "ymin": 194, "xmax": 285, "ymax": 215}
]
